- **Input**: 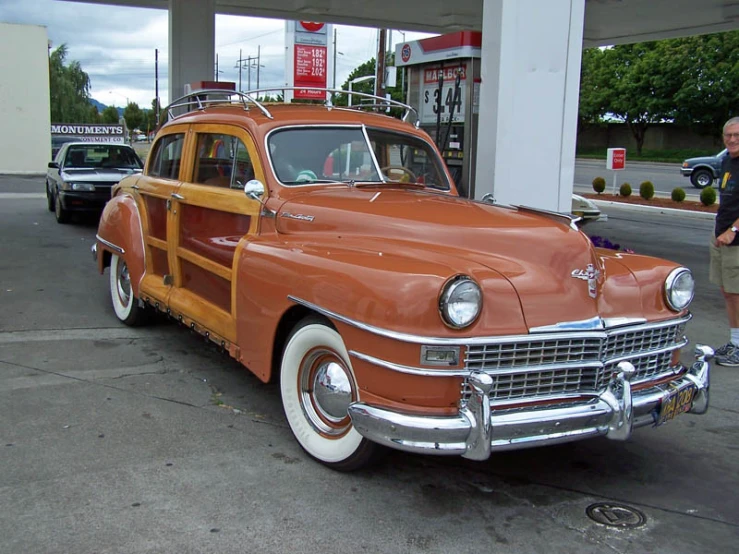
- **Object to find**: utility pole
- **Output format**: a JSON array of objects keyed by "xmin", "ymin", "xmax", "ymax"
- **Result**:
[
  {"xmin": 375, "ymin": 29, "xmax": 386, "ymax": 98},
  {"xmin": 155, "ymin": 48, "xmax": 160, "ymax": 125},
  {"xmin": 215, "ymin": 53, "xmax": 219, "ymax": 81},
  {"xmin": 333, "ymin": 28, "xmax": 337, "ymax": 89},
  {"xmin": 236, "ymin": 50, "xmax": 263, "ymax": 92},
  {"xmin": 237, "ymin": 49, "xmax": 242, "ymax": 92}
]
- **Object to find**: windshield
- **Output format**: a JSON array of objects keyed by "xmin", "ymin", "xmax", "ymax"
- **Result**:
[
  {"xmin": 267, "ymin": 126, "xmax": 450, "ymax": 190},
  {"xmin": 64, "ymin": 145, "xmax": 143, "ymax": 170}
]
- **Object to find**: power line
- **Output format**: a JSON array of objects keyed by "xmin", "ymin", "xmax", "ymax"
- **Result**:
[{"xmin": 217, "ymin": 28, "xmax": 282, "ymax": 48}]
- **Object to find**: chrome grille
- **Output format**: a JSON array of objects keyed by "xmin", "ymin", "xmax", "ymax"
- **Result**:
[{"xmin": 465, "ymin": 319, "xmax": 687, "ymax": 402}]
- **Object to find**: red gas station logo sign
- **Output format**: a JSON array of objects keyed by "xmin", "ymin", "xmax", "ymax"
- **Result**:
[
  {"xmin": 299, "ymin": 21, "xmax": 325, "ymax": 32},
  {"xmin": 401, "ymin": 43, "xmax": 412, "ymax": 63}
]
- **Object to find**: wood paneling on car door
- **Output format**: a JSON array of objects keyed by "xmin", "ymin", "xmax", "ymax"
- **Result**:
[
  {"xmin": 135, "ymin": 128, "xmax": 188, "ymax": 305},
  {"xmin": 166, "ymin": 125, "xmax": 262, "ymax": 343}
]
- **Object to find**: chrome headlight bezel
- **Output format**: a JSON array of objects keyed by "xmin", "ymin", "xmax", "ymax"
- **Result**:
[
  {"xmin": 665, "ymin": 267, "xmax": 695, "ymax": 311},
  {"xmin": 439, "ymin": 275, "xmax": 482, "ymax": 329}
]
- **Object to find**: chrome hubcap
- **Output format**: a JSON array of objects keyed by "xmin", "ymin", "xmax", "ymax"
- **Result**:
[
  {"xmin": 313, "ymin": 361, "xmax": 353, "ymax": 422},
  {"xmin": 116, "ymin": 261, "xmax": 131, "ymax": 306},
  {"xmin": 299, "ymin": 349, "xmax": 354, "ymax": 436}
]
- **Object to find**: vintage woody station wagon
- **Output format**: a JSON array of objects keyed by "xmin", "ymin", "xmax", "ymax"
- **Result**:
[{"xmin": 93, "ymin": 89, "xmax": 710, "ymax": 470}]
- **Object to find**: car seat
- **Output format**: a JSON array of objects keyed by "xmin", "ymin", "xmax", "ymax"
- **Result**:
[{"xmin": 68, "ymin": 150, "xmax": 85, "ymax": 167}]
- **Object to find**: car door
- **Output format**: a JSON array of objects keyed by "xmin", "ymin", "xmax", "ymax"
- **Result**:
[
  {"xmin": 166, "ymin": 124, "xmax": 263, "ymax": 345},
  {"xmin": 47, "ymin": 144, "xmax": 66, "ymax": 197},
  {"xmin": 134, "ymin": 126, "xmax": 188, "ymax": 306}
]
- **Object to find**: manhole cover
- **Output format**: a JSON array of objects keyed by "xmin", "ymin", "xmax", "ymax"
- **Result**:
[{"xmin": 586, "ymin": 502, "xmax": 647, "ymax": 528}]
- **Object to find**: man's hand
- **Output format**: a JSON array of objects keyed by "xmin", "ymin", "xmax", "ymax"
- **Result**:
[{"xmin": 717, "ymin": 229, "xmax": 737, "ymax": 246}]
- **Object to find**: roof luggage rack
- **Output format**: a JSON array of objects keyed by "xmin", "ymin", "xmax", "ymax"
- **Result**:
[{"xmin": 162, "ymin": 87, "xmax": 420, "ymax": 127}]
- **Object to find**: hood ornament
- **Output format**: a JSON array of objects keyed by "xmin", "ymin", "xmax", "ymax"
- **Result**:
[{"xmin": 572, "ymin": 263, "xmax": 600, "ymax": 298}]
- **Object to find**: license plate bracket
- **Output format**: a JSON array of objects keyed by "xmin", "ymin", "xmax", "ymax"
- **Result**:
[{"xmin": 656, "ymin": 381, "xmax": 696, "ymax": 426}]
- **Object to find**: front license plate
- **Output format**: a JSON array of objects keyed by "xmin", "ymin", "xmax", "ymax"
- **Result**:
[{"xmin": 656, "ymin": 382, "xmax": 696, "ymax": 426}]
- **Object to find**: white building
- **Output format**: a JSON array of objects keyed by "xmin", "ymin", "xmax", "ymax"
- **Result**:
[{"xmin": 0, "ymin": 22, "xmax": 51, "ymax": 175}]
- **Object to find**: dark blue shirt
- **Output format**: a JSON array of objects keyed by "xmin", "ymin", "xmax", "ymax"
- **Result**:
[{"xmin": 715, "ymin": 154, "xmax": 739, "ymax": 244}]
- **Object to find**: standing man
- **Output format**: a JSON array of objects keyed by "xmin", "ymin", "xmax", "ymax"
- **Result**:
[{"xmin": 710, "ymin": 116, "xmax": 739, "ymax": 365}]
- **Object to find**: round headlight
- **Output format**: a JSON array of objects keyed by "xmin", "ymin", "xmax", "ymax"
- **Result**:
[
  {"xmin": 665, "ymin": 268, "xmax": 694, "ymax": 311},
  {"xmin": 439, "ymin": 276, "xmax": 482, "ymax": 328}
]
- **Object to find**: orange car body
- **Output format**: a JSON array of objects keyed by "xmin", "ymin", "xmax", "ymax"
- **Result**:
[{"xmin": 93, "ymin": 93, "xmax": 709, "ymax": 468}]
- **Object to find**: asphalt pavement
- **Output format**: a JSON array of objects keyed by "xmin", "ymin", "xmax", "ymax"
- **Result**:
[{"xmin": 1, "ymin": 176, "xmax": 737, "ymax": 554}]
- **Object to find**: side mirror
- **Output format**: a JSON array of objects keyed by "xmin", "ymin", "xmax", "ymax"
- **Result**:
[
  {"xmin": 48, "ymin": 161, "xmax": 59, "ymax": 169},
  {"xmin": 244, "ymin": 179, "xmax": 265, "ymax": 201}
]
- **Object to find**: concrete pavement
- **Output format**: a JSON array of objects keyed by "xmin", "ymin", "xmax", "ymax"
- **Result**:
[{"xmin": 1, "ymin": 181, "xmax": 737, "ymax": 554}]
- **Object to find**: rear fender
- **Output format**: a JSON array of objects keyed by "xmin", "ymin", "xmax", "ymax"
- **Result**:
[{"xmin": 96, "ymin": 193, "xmax": 146, "ymax": 296}]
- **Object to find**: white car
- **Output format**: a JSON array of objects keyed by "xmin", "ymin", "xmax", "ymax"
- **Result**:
[{"xmin": 571, "ymin": 193, "xmax": 604, "ymax": 226}]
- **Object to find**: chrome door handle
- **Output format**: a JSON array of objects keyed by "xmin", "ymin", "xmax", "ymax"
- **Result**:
[
  {"xmin": 131, "ymin": 185, "xmax": 139, "ymax": 190},
  {"xmin": 171, "ymin": 193, "xmax": 184, "ymax": 200}
]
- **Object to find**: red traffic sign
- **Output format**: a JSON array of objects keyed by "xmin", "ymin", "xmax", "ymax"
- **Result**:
[
  {"xmin": 607, "ymin": 148, "xmax": 626, "ymax": 170},
  {"xmin": 299, "ymin": 21, "xmax": 325, "ymax": 32}
]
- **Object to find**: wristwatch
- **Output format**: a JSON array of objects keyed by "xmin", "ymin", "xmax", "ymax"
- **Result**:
[{"xmin": 732, "ymin": 226, "xmax": 739, "ymax": 233}]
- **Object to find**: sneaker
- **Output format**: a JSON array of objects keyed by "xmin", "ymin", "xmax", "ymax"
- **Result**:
[
  {"xmin": 716, "ymin": 344, "xmax": 739, "ymax": 366},
  {"xmin": 714, "ymin": 342, "xmax": 736, "ymax": 358}
]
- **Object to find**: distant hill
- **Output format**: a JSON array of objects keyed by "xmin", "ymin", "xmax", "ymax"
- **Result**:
[{"xmin": 90, "ymin": 98, "xmax": 124, "ymax": 117}]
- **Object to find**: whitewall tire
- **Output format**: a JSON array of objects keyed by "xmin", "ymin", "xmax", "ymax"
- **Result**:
[
  {"xmin": 280, "ymin": 318, "xmax": 377, "ymax": 471},
  {"xmin": 109, "ymin": 253, "xmax": 148, "ymax": 326}
]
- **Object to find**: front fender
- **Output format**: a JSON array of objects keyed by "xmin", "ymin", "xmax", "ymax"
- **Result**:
[
  {"xmin": 233, "ymin": 237, "xmax": 526, "ymax": 382},
  {"xmin": 96, "ymin": 193, "xmax": 146, "ymax": 296}
]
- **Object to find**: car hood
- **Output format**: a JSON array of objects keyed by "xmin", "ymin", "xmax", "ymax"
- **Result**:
[
  {"xmin": 274, "ymin": 187, "xmax": 668, "ymax": 329},
  {"xmin": 684, "ymin": 154, "xmax": 721, "ymax": 165},
  {"xmin": 60, "ymin": 168, "xmax": 142, "ymax": 181}
]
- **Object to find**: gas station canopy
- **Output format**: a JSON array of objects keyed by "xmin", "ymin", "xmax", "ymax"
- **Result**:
[
  {"xmin": 64, "ymin": 0, "xmax": 739, "ymax": 213},
  {"xmin": 75, "ymin": 0, "xmax": 739, "ymax": 47}
]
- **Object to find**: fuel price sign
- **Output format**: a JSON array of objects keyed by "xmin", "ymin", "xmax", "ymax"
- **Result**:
[{"xmin": 420, "ymin": 64, "xmax": 466, "ymax": 125}]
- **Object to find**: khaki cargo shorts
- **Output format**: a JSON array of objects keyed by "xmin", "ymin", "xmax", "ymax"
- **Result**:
[{"xmin": 709, "ymin": 240, "xmax": 739, "ymax": 293}]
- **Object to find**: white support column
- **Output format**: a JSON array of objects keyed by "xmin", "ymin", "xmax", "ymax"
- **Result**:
[
  {"xmin": 168, "ymin": 0, "xmax": 215, "ymax": 103},
  {"xmin": 475, "ymin": 0, "xmax": 585, "ymax": 213}
]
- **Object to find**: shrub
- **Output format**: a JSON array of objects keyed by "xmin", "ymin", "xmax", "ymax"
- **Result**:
[
  {"xmin": 700, "ymin": 186, "xmax": 717, "ymax": 206},
  {"xmin": 619, "ymin": 183, "xmax": 632, "ymax": 197},
  {"xmin": 639, "ymin": 181, "xmax": 655, "ymax": 200},
  {"xmin": 671, "ymin": 187, "xmax": 686, "ymax": 202},
  {"xmin": 592, "ymin": 176, "xmax": 606, "ymax": 194}
]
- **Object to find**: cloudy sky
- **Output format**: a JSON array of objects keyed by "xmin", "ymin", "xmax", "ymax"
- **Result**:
[{"xmin": 0, "ymin": 0, "xmax": 433, "ymax": 109}]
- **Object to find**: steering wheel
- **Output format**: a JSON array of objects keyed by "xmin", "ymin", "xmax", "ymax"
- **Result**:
[
  {"xmin": 380, "ymin": 165, "xmax": 417, "ymax": 182},
  {"xmin": 295, "ymin": 169, "xmax": 318, "ymax": 182}
]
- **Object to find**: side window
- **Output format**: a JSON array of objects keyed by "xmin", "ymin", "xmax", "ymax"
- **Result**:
[
  {"xmin": 147, "ymin": 134, "xmax": 185, "ymax": 180},
  {"xmin": 194, "ymin": 133, "xmax": 254, "ymax": 188}
]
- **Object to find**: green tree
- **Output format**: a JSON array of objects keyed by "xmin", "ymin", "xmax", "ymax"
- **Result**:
[
  {"xmin": 597, "ymin": 42, "xmax": 680, "ymax": 155},
  {"xmin": 667, "ymin": 31, "xmax": 739, "ymax": 136},
  {"xmin": 578, "ymin": 30, "xmax": 739, "ymax": 149},
  {"xmin": 123, "ymin": 102, "xmax": 144, "ymax": 138},
  {"xmin": 334, "ymin": 56, "xmax": 405, "ymax": 113},
  {"xmin": 49, "ymin": 44, "xmax": 96, "ymax": 123},
  {"xmin": 577, "ymin": 47, "xmax": 609, "ymax": 133},
  {"xmin": 101, "ymin": 105, "xmax": 120, "ymax": 124}
]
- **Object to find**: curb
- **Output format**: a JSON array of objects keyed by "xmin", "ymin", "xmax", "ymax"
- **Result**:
[
  {"xmin": 575, "ymin": 158, "xmax": 680, "ymax": 169},
  {"xmin": 590, "ymin": 199, "xmax": 716, "ymax": 220}
]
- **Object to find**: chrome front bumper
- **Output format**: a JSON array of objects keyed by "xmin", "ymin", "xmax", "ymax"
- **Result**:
[{"xmin": 348, "ymin": 345, "xmax": 711, "ymax": 461}]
